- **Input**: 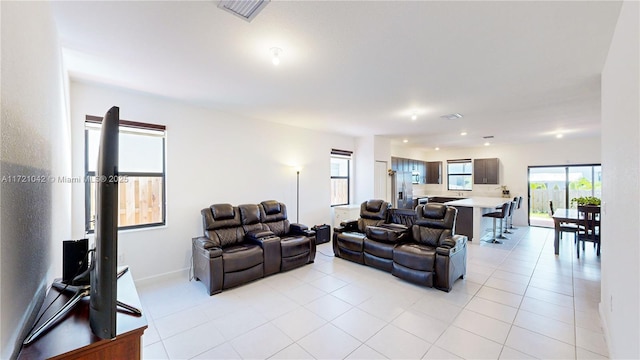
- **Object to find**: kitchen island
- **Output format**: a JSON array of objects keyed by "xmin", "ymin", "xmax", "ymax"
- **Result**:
[{"xmin": 444, "ymin": 197, "xmax": 509, "ymax": 241}]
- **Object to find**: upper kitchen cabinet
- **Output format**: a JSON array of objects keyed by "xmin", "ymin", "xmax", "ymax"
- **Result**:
[
  {"xmin": 391, "ymin": 157, "xmax": 427, "ymax": 184},
  {"xmin": 474, "ymin": 158, "xmax": 499, "ymax": 184},
  {"xmin": 426, "ymin": 161, "xmax": 442, "ymax": 184}
]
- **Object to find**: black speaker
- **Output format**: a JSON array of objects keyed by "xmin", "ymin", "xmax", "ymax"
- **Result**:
[{"xmin": 62, "ymin": 239, "xmax": 88, "ymax": 284}]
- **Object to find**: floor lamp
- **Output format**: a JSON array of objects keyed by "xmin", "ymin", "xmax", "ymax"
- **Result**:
[{"xmin": 296, "ymin": 170, "xmax": 300, "ymax": 223}]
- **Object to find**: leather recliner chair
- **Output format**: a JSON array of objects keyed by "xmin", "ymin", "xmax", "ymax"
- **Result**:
[
  {"xmin": 363, "ymin": 208, "xmax": 416, "ymax": 271},
  {"xmin": 332, "ymin": 199, "xmax": 391, "ymax": 264},
  {"xmin": 259, "ymin": 200, "xmax": 316, "ymax": 272},
  {"xmin": 392, "ymin": 203, "xmax": 467, "ymax": 292},
  {"xmin": 193, "ymin": 201, "xmax": 317, "ymax": 295},
  {"xmin": 192, "ymin": 204, "xmax": 266, "ymax": 295}
]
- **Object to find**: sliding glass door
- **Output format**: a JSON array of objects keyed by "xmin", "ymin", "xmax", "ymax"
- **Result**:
[{"xmin": 528, "ymin": 164, "xmax": 601, "ymax": 228}]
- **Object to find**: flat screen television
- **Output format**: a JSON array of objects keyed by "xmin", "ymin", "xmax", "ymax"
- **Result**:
[{"xmin": 90, "ymin": 105, "xmax": 119, "ymax": 339}]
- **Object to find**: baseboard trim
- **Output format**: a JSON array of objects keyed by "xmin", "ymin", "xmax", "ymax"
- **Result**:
[
  {"xmin": 598, "ymin": 301, "xmax": 614, "ymax": 359},
  {"xmin": 134, "ymin": 267, "xmax": 190, "ymax": 288},
  {"xmin": 10, "ymin": 279, "xmax": 47, "ymax": 359}
]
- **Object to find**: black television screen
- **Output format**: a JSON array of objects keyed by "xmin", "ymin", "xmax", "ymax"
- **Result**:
[{"xmin": 90, "ymin": 106, "xmax": 119, "ymax": 339}]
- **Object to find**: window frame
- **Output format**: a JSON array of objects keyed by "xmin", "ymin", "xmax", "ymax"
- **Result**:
[
  {"xmin": 447, "ymin": 159, "xmax": 473, "ymax": 191},
  {"xmin": 330, "ymin": 149, "xmax": 352, "ymax": 207},
  {"xmin": 84, "ymin": 115, "xmax": 167, "ymax": 233}
]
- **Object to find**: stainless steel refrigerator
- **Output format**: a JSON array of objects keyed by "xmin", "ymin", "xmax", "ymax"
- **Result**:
[{"xmin": 392, "ymin": 171, "xmax": 414, "ymax": 209}]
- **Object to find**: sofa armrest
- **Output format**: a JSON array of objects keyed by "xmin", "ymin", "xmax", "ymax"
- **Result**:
[
  {"xmin": 365, "ymin": 225, "xmax": 408, "ymax": 242},
  {"xmin": 436, "ymin": 234, "xmax": 467, "ymax": 256},
  {"xmin": 245, "ymin": 229, "xmax": 275, "ymax": 241},
  {"xmin": 291, "ymin": 223, "xmax": 316, "ymax": 237},
  {"xmin": 379, "ymin": 223, "xmax": 409, "ymax": 232},
  {"xmin": 334, "ymin": 219, "xmax": 358, "ymax": 233},
  {"xmin": 245, "ymin": 233, "xmax": 282, "ymax": 276},
  {"xmin": 192, "ymin": 237, "xmax": 223, "ymax": 258}
]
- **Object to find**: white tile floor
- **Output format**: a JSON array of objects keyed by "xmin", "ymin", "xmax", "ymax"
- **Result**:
[{"xmin": 138, "ymin": 226, "xmax": 607, "ymax": 359}]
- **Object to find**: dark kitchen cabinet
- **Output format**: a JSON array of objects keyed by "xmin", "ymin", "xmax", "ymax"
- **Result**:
[
  {"xmin": 474, "ymin": 158, "xmax": 499, "ymax": 184},
  {"xmin": 426, "ymin": 161, "xmax": 442, "ymax": 184},
  {"xmin": 391, "ymin": 157, "xmax": 427, "ymax": 184}
]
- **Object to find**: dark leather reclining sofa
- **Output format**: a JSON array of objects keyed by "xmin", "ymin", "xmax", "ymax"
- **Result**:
[
  {"xmin": 192, "ymin": 200, "xmax": 316, "ymax": 295},
  {"xmin": 333, "ymin": 199, "xmax": 467, "ymax": 292}
]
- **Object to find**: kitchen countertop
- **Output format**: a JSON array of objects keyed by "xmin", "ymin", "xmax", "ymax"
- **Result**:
[
  {"xmin": 444, "ymin": 197, "xmax": 508, "ymax": 208},
  {"xmin": 416, "ymin": 194, "xmax": 468, "ymax": 199}
]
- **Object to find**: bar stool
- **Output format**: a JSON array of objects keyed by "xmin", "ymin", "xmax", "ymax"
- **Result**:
[
  {"xmin": 483, "ymin": 202, "xmax": 510, "ymax": 244},
  {"xmin": 509, "ymin": 196, "xmax": 522, "ymax": 230},
  {"xmin": 504, "ymin": 200, "xmax": 516, "ymax": 234}
]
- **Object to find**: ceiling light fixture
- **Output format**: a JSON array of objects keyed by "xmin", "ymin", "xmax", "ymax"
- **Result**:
[
  {"xmin": 484, "ymin": 142, "xmax": 491, "ymax": 146},
  {"xmin": 403, "ymin": 139, "xmax": 409, "ymax": 143},
  {"xmin": 435, "ymin": 147, "xmax": 440, "ymax": 151},
  {"xmin": 270, "ymin": 47, "xmax": 282, "ymax": 66},
  {"xmin": 556, "ymin": 134, "xmax": 564, "ymax": 139},
  {"xmin": 217, "ymin": 0, "xmax": 270, "ymax": 22},
  {"xmin": 460, "ymin": 132, "xmax": 467, "ymax": 136},
  {"xmin": 411, "ymin": 113, "xmax": 417, "ymax": 121},
  {"xmin": 440, "ymin": 113, "xmax": 463, "ymax": 120}
]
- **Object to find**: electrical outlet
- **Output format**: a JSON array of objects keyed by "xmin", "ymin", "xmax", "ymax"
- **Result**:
[{"xmin": 118, "ymin": 253, "xmax": 125, "ymax": 265}]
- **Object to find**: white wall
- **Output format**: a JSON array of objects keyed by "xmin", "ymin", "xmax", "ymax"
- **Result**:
[
  {"xmin": 354, "ymin": 135, "xmax": 394, "ymax": 204},
  {"xmin": 69, "ymin": 81, "xmax": 354, "ymax": 281},
  {"xmin": 392, "ymin": 137, "xmax": 601, "ymax": 226},
  {"xmin": 354, "ymin": 136, "xmax": 375, "ymax": 204},
  {"xmin": 0, "ymin": 2, "xmax": 71, "ymax": 358},
  {"xmin": 600, "ymin": 1, "xmax": 640, "ymax": 358}
]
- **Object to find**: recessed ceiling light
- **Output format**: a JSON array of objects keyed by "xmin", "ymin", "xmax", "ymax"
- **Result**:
[
  {"xmin": 435, "ymin": 147, "xmax": 440, "ymax": 151},
  {"xmin": 270, "ymin": 47, "xmax": 282, "ymax": 66},
  {"xmin": 403, "ymin": 139, "xmax": 409, "ymax": 143},
  {"xmin": 556, "ymin": 134, "xmax": 564, "ymax": 138},
  {"xmin": 411, "ymin": 113, "xmax": 417, "ymax": 121},
  {"xmin": 440, "ymin": 113, "xmax": 463, "ymax": 120},
  {"xmin": 460, "ymin": 132, "xmax": 467, "ymax": 136},
  {"xmin": 484, "ymin": 142, "xmax": 490, "ymax": 146}
]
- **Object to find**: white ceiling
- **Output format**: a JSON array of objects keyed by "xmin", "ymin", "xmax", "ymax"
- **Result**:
[{"xmin": 50, "ymin": 1, "xmax": 622, "ymax": 151}]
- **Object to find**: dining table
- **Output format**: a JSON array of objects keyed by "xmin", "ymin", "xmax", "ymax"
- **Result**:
[{"xmin": 551, "ymin": 208, "xmax": 580, "ymax": 255}]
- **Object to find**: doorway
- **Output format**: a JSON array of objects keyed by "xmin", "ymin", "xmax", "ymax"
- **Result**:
[{"xmin": 528, "ymin": 164, "xmax": 602, "ymax": 228}]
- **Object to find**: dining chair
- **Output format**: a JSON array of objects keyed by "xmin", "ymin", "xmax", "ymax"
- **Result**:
[
  {"xmin": 576, "ymin": 205, "xmax": 601, "ymax": 259},
  {"xmin": 549, "ymin": 200, "xmax": 580, "ymax": 240}
]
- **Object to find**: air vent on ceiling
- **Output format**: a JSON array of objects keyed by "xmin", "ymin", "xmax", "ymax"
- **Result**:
[
  {"xmin": 217, "ymin": 0, "xmax": 270, "ymax": 22},
  {"xmin": 483, "ymin": 135, "xmax": 494, "ymax": 139},
  {"xmin": 440, "ymin": 113, "xmax": 463, "ymax": 120}
]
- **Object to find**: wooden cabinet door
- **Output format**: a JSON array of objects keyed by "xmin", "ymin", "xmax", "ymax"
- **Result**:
[
  {"xmin": 474, "ymin": 158, "xmax": 499, "ymax": 184},
  {"xmin": 426, "ymin": 161, "xmax": 442, "ymax": 184},
  {"xmin": 484, "ymin": 158, "xmax": 499, "ymax": 184},
  {"xmin": 418, "ymin": 161, "xmax": 426, "ymax": 184},
  {"xmin": 473, "ymin": 159, "xmax": 485, "ymax": 184}
]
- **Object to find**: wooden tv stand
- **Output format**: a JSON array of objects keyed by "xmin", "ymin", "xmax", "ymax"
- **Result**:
[{"xmin": 18, "ymin": 270, "xmax": 147, "ymax": 360}]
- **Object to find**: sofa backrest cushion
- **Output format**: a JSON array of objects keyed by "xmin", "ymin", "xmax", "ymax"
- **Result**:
[
  {"xmin": 360, "ymin": 200, "xmax": 389, "ymax": 219},
  {"xmin": 239, "ymin": 204, "xmax": 268, "ymax": 233},
  {"xmin": 262, "ymin": 200, "xmax": 282, "ymax": 216},
  {"xmin": 260, "ymin": 200, "xmax": 290, "ymax": 236},
  {"xmin": 412, "ymin": 204, "xmax": 457, "ymax": 246},
  {"xmin": 357, "ymin": 218, "xmax": 385, "ymax": 233},
  {"xmin": 387, "ymin": 208, "xmax": 417, "ymax": 227},
  {"xmin": 357, "ymin": 200, "xmax": 390, "ymax": 232},
  {"xmin": 202, "ymin": 204, "xmax": 244, "ymax": 247},
  {"xmin": 239, "ymin": 204, "xmax": 261, "ymax": 224}
]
